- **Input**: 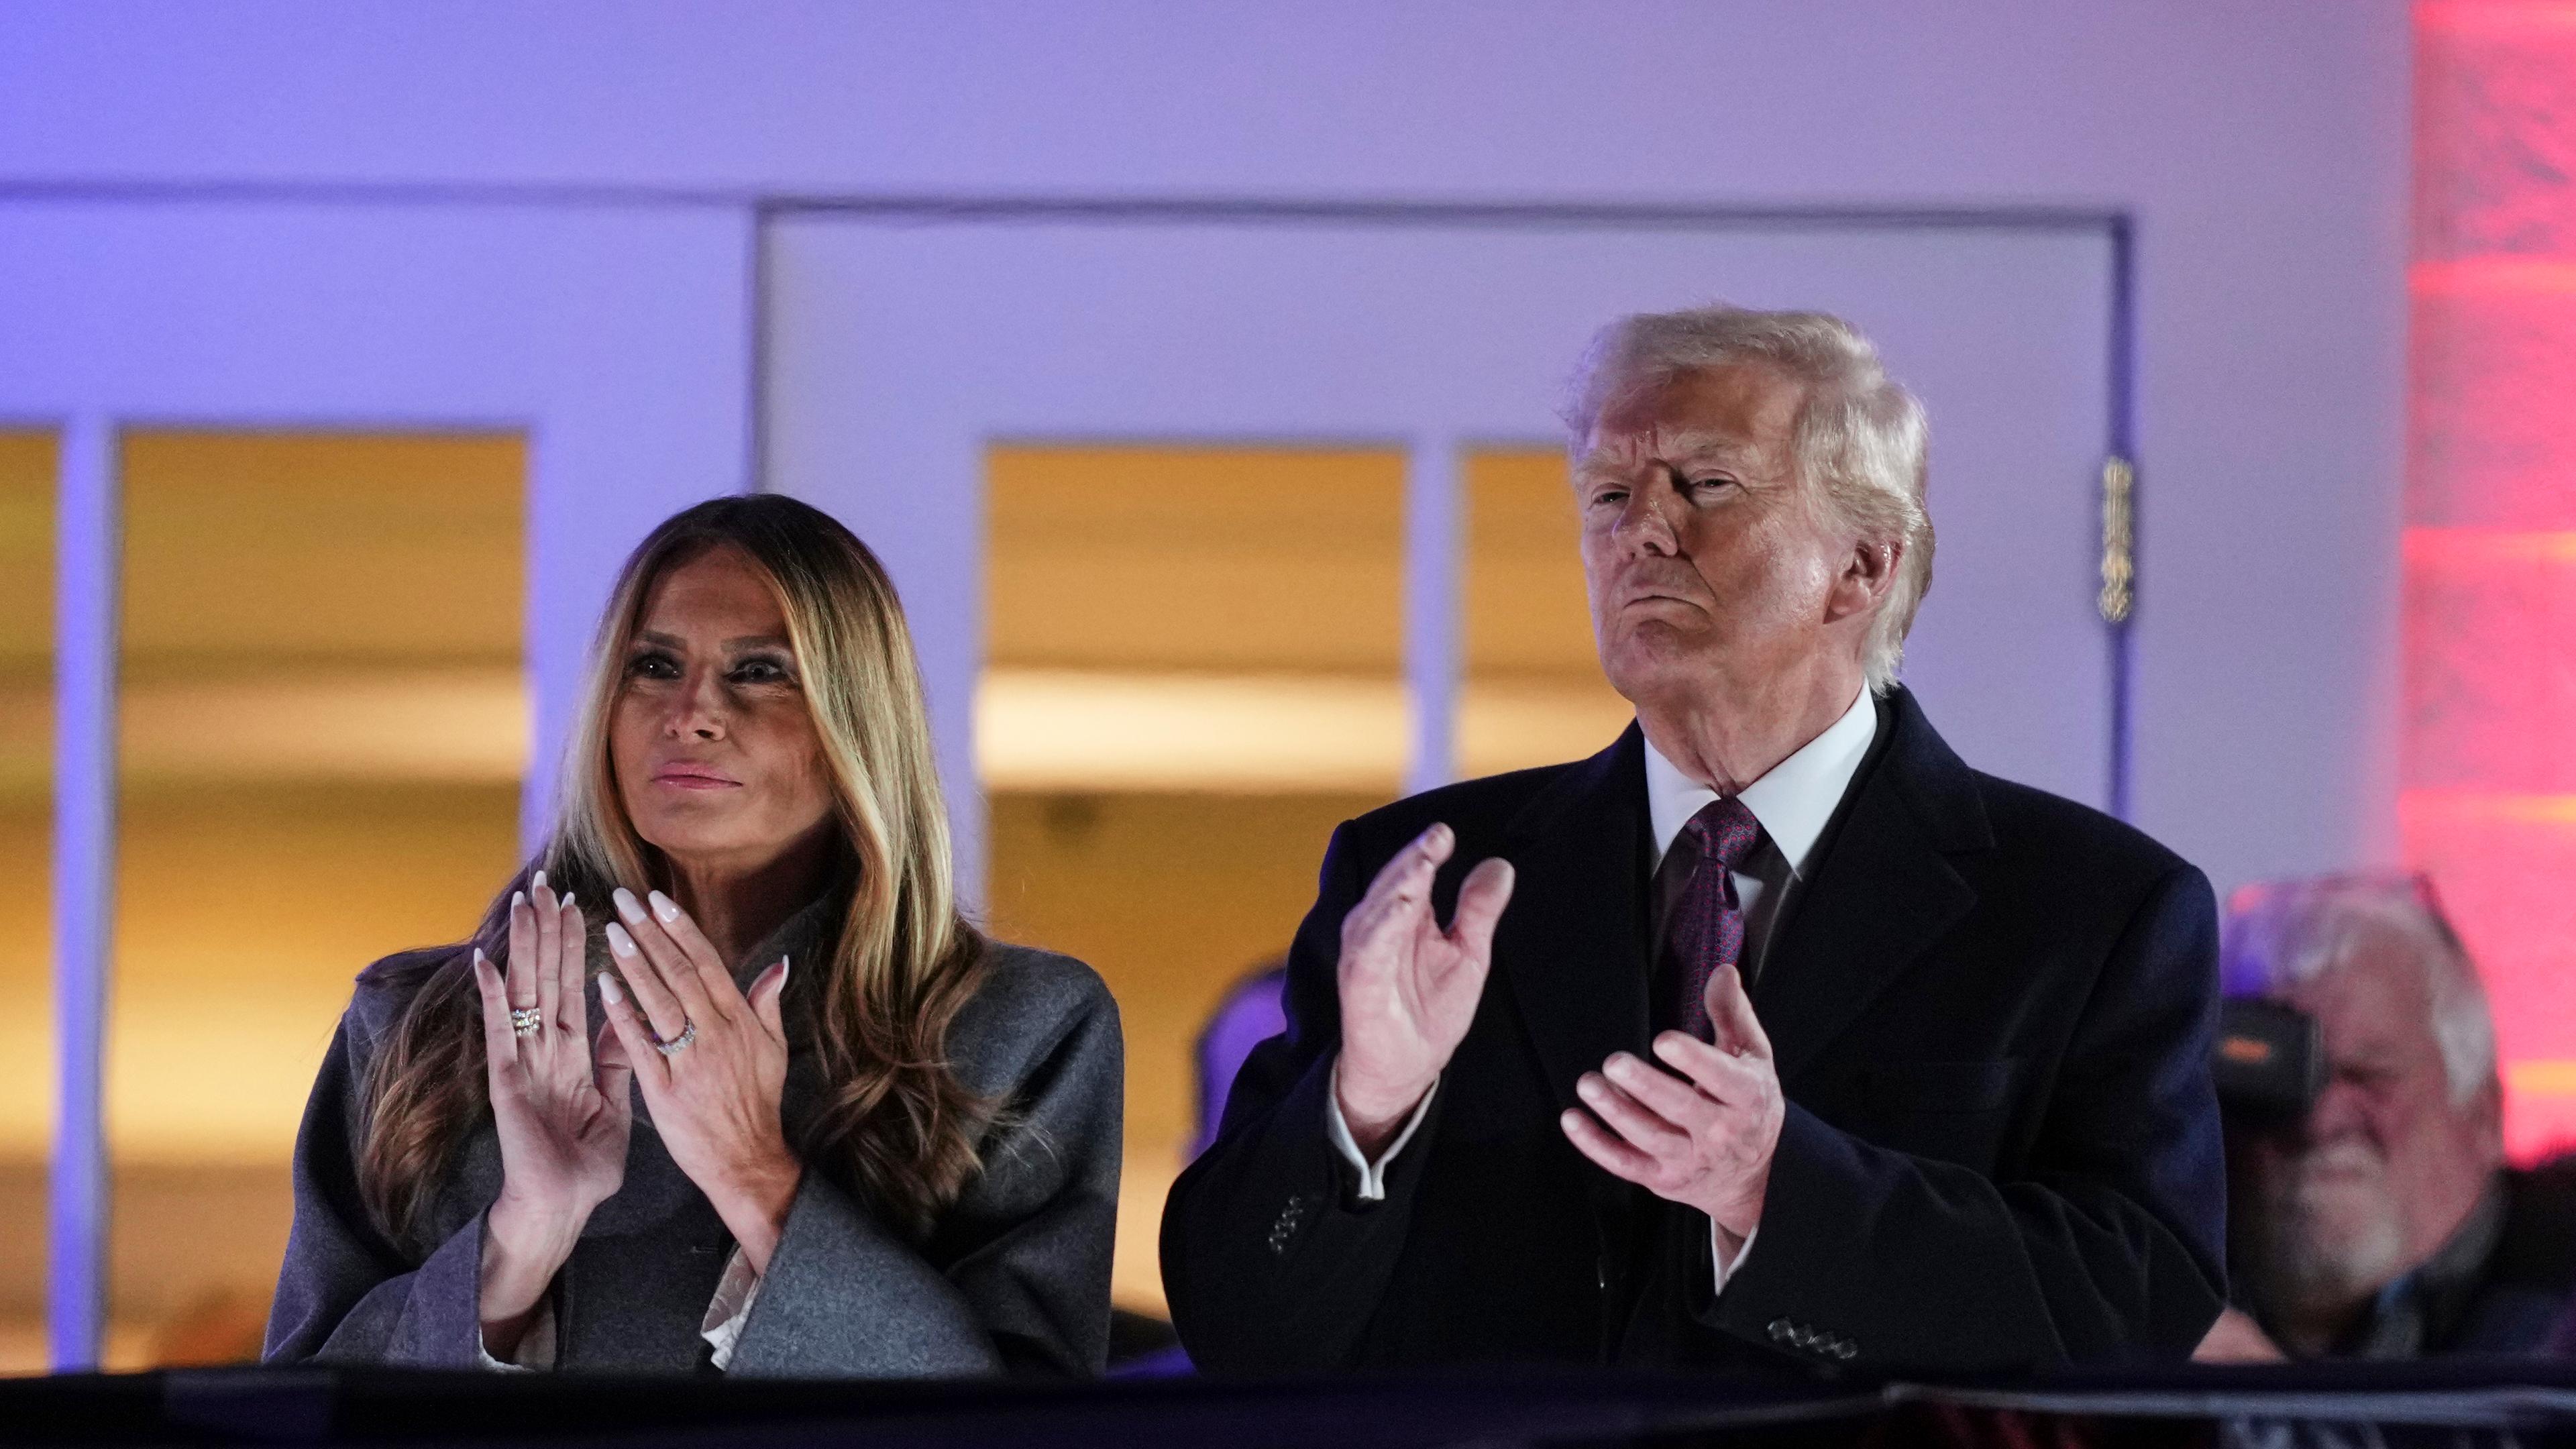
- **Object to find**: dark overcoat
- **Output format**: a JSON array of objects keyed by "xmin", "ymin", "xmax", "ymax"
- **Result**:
[{"xmin": 1164, "ymin": 688, "xmax": 2226, "ymax": 1377}]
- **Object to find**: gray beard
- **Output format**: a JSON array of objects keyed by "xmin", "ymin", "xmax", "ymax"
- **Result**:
[{"xmin": 2251, "ymin": 1139, "xmax": 2411, "ymax": 1330}]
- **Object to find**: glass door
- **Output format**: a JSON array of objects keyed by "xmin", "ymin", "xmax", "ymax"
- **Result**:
[{"xmin": 0, "ymin": 196, "xmax": 755, "ymax": 1367}]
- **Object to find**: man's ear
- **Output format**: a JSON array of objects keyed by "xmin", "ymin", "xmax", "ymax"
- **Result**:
[{"xmin": 1825, "ymin": 539, "xmax": 1902, "ymax": 623}]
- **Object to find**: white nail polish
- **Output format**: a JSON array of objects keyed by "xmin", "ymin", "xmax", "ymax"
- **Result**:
[
  {"xmin": 533, "ymin": 869, "xmax": 549, "ymax": 892},
  {"xmin": 560, "ymin": 892, "xmax": 575, "ymax": 911},
  {"xmin": 649, "ymin": 890, "xmax": 679, "ymax": 924},
  {"xmin": 606, "ymin": 922, "xmax": 637, "ymax": 957},
  {"xmin": 512, "ymin": 891, "xmax": 527, "ymax": 910},
  {"xmin": 599, "ymin": 973, "xmax": 625, "ymax": 1006},
  {"xmin": 612, "ymin": 888, "xmax": 644, "ymax": 922}
]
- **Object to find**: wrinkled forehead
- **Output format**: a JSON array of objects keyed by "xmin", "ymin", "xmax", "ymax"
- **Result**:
[
  {"xmin": 1573, "ymin": 363, "xmax": 1807, "ymax": 475},
  {"xmin": 1574, "ymin": 427, "xmax": 1770, "ymax": 478},
  {"xmin": 2284, "ymin": 934, "xmax": 2446, "ymax": 1051}
]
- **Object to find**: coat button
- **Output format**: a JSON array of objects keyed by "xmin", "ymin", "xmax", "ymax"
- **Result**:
[{"xmin": 1766, "ymin": 1318, "xmax": 1794, "ymax": 1343}]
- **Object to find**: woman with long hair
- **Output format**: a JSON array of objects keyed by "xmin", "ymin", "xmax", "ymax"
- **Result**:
[{"xmin": 265, "ymin": 496, "xmax": 1122, "ymax": 1376}]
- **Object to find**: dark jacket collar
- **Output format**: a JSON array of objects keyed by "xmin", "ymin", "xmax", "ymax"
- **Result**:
[
  {"xmin": 740, "ymin": 889, "xmax": 843, "ymax": 987},
  {"xmin": 1749, "ymin": 686, "xmax": 1990, "ymax": 1080},
  {"xmin": 1494, "ymin": 685, "xmax": 1994, "ymax": 1093},
  {"xmin": 1866, "ymin": 684, "xmax": 1994, "ymax": 855},
  {"xmin": 1497, "ymin": 722, "xmax": 1651, "ymax": 1110}
]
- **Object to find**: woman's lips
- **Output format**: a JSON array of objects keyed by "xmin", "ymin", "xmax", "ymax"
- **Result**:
[{"xmin": 651, "ymin": 770, "xmax": 741, "ymax": 790}]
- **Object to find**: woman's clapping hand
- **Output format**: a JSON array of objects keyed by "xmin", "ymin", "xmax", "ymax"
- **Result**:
[
  {"xmin": 596, "ymin": 887, "xmax": 802, "ymax": 1273},
  {"xmin": 470, "ymin": 873, "xmax": 633, "ymax": 1354}
]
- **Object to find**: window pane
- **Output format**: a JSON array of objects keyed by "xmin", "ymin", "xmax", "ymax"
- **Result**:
[
  {"xmin": 1460, "ymin": 448, "xmax": 1632, "ymax": 777},
  {"xmin": 0, "ymin": 431, "xmax": 55, "ymax": 1373},
  {"xmin": 109, "ymin": 432, "xmax": 524, "ymax": 1366},
  {"xmin": 987, "ymin": 446, "xmax": 1403, "ymax": 676},
  {"xmin": 982, "ymin": 445, "xmax": 1403, "ymax": 1319}
]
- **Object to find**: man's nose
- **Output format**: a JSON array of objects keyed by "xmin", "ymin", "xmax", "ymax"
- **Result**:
[
  {"xmin": 1613, "ymin": 485, "xmax": 1681, "ymax": 556},
  {"xmin": 2302, "ymin": 1074, "xmax": 2372, "ymax": 1145}
]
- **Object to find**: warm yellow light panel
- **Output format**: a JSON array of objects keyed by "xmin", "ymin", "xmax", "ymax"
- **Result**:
[
  {"xmin": 106, "ymin": 783, "xmax": 521, "ymax": 1163},
  {"xmin": 979, "ymin": 670, "xmax": 1408, "ymax": 793},
  {"xmin": 983, "ymin": 443, "xmax": 1408, "ymax": 1316},
  {"xmin": 985, "ymin": 791, "xmax": 1375, "ymax": 1316},
  {"xmin": 72, "ymin": 431, "xmax": 529, "ymax": 1365},
  {"xmin": 0, "ymin": 432, "xmax": 55, "ymax": 1186},
  {"xmin": 986, "ymin": 445, "xmax": 1405, "ymax": 675},
  {"xmin": 0, "ymin": 433, "xmax": 50, "ymax": 672},
  {"xmin": 1460, "ymin": 449, "xmax": 1633, "ymax": 775},
  {"xmin": 118, "ymin": 432, "xmax": 523, "ymax": 669},
  {"xmin": 108, "ymin": 433, "xmax": 524, "ymax": 1167},
  {"xmin": 1464, "ymin": 449, "xmax": 1595, "ymax": 678}
]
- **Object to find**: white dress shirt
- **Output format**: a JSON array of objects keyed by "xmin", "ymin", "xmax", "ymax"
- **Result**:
[
  {"xmin": 1642, "ymin": 684, "xmax": 1879, "ymax": 962},
  {"xmin": 1328, "ymin": 685, "xmax": 1878, "ymax": 1297}
]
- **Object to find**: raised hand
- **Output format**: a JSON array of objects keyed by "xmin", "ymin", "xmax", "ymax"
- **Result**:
[
  {"xmin": 595, "ymin": 888, "xmax": 802, "ymax": 1273},
  {"xmin": 472, "ymin": 872, "xmax": 631, "ymax": 1352},
  {"xmin": 1334, "ymin": 823, "xmax": 1515, "ymax": 1155},
  {"xmin": 1560, "ymin": 963, "xmax": 1784, "ymax": 1253}
]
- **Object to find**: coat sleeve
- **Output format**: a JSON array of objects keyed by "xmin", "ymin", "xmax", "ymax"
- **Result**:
[
  {"xmin": 262, "ymin": 1004, "xmax": 496, "ymax": 1368},
  {"xmin": 1161, "ymin": 820, "xmax": 1448, "ymax": 1373},
  {"xmin": 723, "ymin": 956, "xmax": 1126, "ymax": 1379},
  {"xmin": 1699, "ymin": 862, "xmax": 2229, "ymax": 1371}
]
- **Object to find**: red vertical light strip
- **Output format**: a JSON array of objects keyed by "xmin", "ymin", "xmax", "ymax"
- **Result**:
[{"xmin": 2408, "ymin": 2, "xmax": 2576, "ymax": 1159}]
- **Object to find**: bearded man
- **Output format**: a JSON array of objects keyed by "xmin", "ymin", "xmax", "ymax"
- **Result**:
[{"xmin": 2199, "ymin": 875, "xmax": 2576, "ymax": 1361}]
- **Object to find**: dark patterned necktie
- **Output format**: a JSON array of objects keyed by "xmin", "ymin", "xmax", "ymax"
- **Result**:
[{"xmin": 1660, "ymin": 796, "xmax": 1764, "ymax": 1040}]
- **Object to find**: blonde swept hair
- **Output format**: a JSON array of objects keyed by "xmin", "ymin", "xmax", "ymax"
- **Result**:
[{"xmin": 358, "ymin": 495, "xmax": 991, "ymax": 1245}]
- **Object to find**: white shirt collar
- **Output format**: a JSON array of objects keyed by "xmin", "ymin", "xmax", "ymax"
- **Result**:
[{"xmin": 1641, "ymin": 686, "xmax": 1880, "ymax": 876}]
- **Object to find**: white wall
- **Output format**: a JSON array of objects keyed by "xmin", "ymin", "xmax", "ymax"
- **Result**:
[{"xmin": 0, "ymin": 0, "xmax": 2413, "ymax": 896}]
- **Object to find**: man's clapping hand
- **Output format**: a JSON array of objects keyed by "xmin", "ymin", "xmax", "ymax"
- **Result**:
[
  {"xmin": 1334, "ymin": 824, "xmax": 1515, "ymax": 1157},
  {"xmin": 1561, "ymin": 963, "xmax": 1783, "ymax": 1256}
]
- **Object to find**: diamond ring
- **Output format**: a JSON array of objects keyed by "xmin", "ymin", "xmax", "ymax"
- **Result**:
[
  {"xmin": 649, "ymin": 1018, "xmax": 697, "ymax": 1058},
  {"xmin": 508, "ymin": 1007, "xmax": 543, "ymax": 1038}
]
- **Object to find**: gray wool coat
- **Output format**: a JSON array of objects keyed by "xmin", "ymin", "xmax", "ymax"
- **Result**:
[{"xmin": 262, "ymin": 902, "xmax": 1123, "ymax": 1378}]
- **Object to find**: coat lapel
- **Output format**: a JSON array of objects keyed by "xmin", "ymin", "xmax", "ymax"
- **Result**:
[
  {"xmin": 1495, "ymin": 726, "xmax": 1654, "ymax": 1120},
  {"xmin": 1752, "ymin": 688, "xmax": 1994, "ymax": 1085}
]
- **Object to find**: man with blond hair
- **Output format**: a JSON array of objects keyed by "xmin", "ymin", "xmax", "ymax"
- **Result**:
[{"xmin": 1164, "ymin": 304, "xmax": 2226, "ymax": 1376}]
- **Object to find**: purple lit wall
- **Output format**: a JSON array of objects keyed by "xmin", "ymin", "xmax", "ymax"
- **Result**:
[{"xmin": 0, "ymin": 0, "xmax": 2410, "ymax": 897}]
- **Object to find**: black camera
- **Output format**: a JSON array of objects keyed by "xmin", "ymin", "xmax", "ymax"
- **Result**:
[{"xmin": 2212, "ymin": 998, "xmax": 2326, "ymax": 1124}]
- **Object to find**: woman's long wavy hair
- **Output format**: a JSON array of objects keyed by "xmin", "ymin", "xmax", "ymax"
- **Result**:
[{"xmin": 355, "ymin": 496, "xmax": 991, "ymax": 1249}]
